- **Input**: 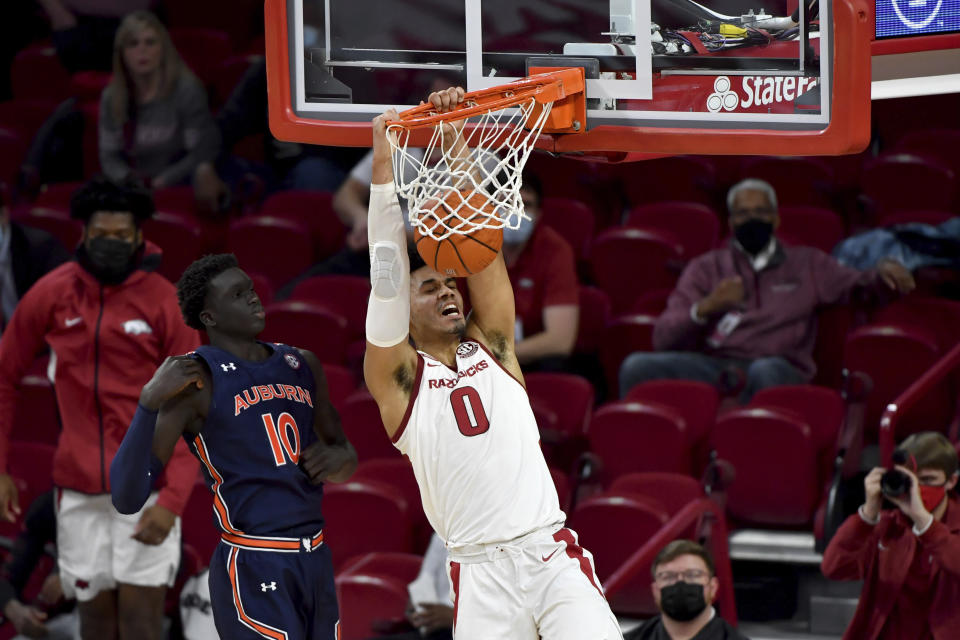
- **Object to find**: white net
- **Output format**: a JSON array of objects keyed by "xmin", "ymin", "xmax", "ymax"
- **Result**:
[{"xmin": 387, "ymin": 95, "xmax": 553, "ymax": 241}]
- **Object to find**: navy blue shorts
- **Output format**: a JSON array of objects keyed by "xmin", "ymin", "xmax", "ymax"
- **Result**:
[{"xmin": 208, "ymin": 540, "xmax": 339, "ymax": 640}]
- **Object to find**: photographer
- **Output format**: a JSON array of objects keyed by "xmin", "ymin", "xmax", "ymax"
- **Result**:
[{"xmin": 821, "ymin": 431, "xmax": 960, "ymax": 639}]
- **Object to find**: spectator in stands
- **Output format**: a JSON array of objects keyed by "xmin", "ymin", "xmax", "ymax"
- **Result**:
[
  {"xmin": 625, "ymin": 539, "xmax": 744, "ymax": 640},
  {"xmin": 37, "ymin": 0, "xmax": 154, "ymax": 72},
  {"xmin": 618, "ymin": 178, "xmax": 916, "ymax": 402},
  {"xmin": 0, "ymin": 178, "xmax": 200, "ymax": 640},
  {"xmin": 502, "ymin": 174, "xmax": 579, "ymax": 371},
  {"xmin": 98, "ymin": 11, "xmax": 220, "ymax": 201},
  {"xmin": 822, "ymin": 431, "xmax": 960, "ymax": 640},
  {"xmin": 377, "ymin": 533, "xmax": 454, "ymax": 640},
  {"xmin": 1, "ymin": 491, "xmax": 77, "ymax": 639},
  {"xmin": 0, "ymin": 193, "xmax": 71, "ymax": 335}
]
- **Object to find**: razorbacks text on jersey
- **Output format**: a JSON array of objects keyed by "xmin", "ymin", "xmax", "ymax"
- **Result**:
[
  {"xmin": 189, "ymin": 343, "xmax": 324, "ymax": 542},
  {"xmin": 393, "ymin": 339, "xmax": 565, "ymax": 547}
]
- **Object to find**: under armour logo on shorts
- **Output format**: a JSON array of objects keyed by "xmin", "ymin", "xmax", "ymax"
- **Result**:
[
  {"xmin": 221, "ymin": 363, "xmax": 237, "ymax": 372},
  {"xmin": 260, "ymin": 582, "xmax": 277, "ymax": 592}
]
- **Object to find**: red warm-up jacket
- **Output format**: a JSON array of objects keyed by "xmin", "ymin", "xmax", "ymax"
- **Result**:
[
  {"xmin": 0, "ymin": 245, "xmax": 200, "ymax": 515},
  {"xmin": 822, "ymin": 496, "xmax": 960, "ymax": 640}
]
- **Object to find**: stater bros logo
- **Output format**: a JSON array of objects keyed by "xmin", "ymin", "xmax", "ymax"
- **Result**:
[{"xmin": 707, "ymin": 75, "xmax": 819, "ymax": 113}]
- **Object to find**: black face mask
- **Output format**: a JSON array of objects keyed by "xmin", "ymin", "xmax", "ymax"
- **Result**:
[
  {"xmin": 84, "ymin": 237, "xmax": 137, "ymax": 284},
  {"xmin": 660, "ymin": 581, "xmax": 708, "ymax": 622},
  {"xmin": 733, "ymin": 218, "xmax": 774, "ymax": 256}
]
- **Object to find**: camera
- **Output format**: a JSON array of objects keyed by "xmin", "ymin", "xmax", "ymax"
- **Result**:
[
  {"xmin": 880, "ymin": 449, "xmax": 912, "ymax": 498},
  {"xmin": 880, "ymin": 469, "xmax": 912, "ymax": 497}
]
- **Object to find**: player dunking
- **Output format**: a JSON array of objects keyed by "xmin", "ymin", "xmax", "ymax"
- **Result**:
[
  {"xmin": 110, "ymin": 254, "xmax": 357, "ymax": 640},
  {"xmin": 363, "ymin": 88, "xmax": 623, "ymax": 639}
]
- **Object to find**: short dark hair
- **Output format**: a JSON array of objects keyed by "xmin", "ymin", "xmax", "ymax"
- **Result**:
[
  {"xmin": 520, "ymin": 173, "xmax": 543, "ymax": 208},
  {"xmin": 651, "ymin": 540, "xmax": 716, "ymax": 579},
  {"xmin": 176, "ymin": 254, "xmax": 239, "ymax": 330},
  {"xmin": 70, "ymin": 177, "xmax": 154, "ymax": 227}
]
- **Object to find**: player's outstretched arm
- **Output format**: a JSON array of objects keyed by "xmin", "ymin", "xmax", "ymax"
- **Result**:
[
  {"xmin": 111, "ymin": 356, "xmax": 208, "ymax": 513},
  {"xmin": 464, "ymin": 252, "xmax": 522, "ymax": 382},
  {"xmin": 297, "ymin": 349, "xmax": 357, "ymax": 484},
  {"xmin": 363, "ymin": 109, "xmax": 419, "ymax": 438}
]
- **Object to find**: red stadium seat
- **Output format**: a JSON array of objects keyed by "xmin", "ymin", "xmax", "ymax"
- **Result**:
[
  {"xmin": 598, "ymin": 315, "xmax": 657, "ymax": 400},
  {"xmin": 11, "ymin": 47, "xmax": 71, "ymax": 101},
  {"xmin": 861, "ymin": 154, "xmax": 956, "ymax": 216},
  {"xmin": 287, "ymin": 275, "xmax": 370, "ymax": 340},
  {"xmin": 711, "ymin": 408, "xmax": 820, "ymax": 527},
  {"xmin": 526, "ymin": 155, "xmax": 619, "ymax": 227},
  {"xmin": 894, "ymin": 128, "xmax": 960, "ymax": 180},
  {"xmin": 843, "ymin": 324, "xmax": 952, "ymax": 440},
  {"xmin": 878, "ymin": 209, "xmax": 956, "ymax": 228},
  {"xmin": 339, "ymin": 391, "xmax": 401, "ymax": 463},
  {"xmin": 351, "ymin": 458, "xmax": 429, "ymax": 552},
  {"xmin": 0, "ymin": 127, "xmax": 29, "ymax": 187},
  {"xmin": 33, "ymin": 182, "xmax": 82, "ymax": 211},
  {"xmin": 142, "ymin": 213, "xmax": 204, "ymax": 283},
  {"xmin": 152, "ymin": 186, "xmax": 198, "ymax": 218},
  {"xmin": 588, "ymin": 401, "xmax": 691, "ymax": 482},
  {"xmin": 618, "ymin": 156, "xmax": 717, "ymax": 207},
  {"xmin": 630, "ymin": 289, "xmax": 671, "ymax": 315},
  {"xmin": 18, "ymin": 208, "xmax": 82, "ymax": 251},
  {"xmin": 777, "ymin": 206, "xmax": 845, "ymax": 254},
  {"xmin": 624, "ymin": 380, "xmax": 718, "ymax": 472},
  {"xmin": 338, "ymin": 551, "xmax": 423, "ymax": 585},
  {"xmin": 575, "ymin": 286, "xmax": 610, "ymax": 354},
  {"xmin": 228, "ymin": 216, "xmax": 314, "ymax": 290},
  {"xmin": 163, "ymin": 0, "xmax": 263, "ymax": 50},
  {"xmin": 871, "ymin": 295, "xmax": 960, "ymax": 351},
  {"xmin": 321, "ymin": 363, "xmax": 358, "ymax": 413},
  {"xmin": 811, "ymin": 305, "xmax": 854, "ymax": 389},
  {"xmin": 261, "ymin": 302, "xmax": 350, "ymax": 365},
  {"xmin": 567, "ymin": 495, "xmax": 669, "ymax": 615},
  {"xmin": 12, "ymin": 373, "xmax": 60, "ymax": 446},
  {"xmin": 68, "ymin": 71, "xmax": 110, "ymax": 103},
  {"xmin": 625, "ymin": 202, "xmax": 720, "ymax": 258},
  {"xmin": 525, "ymin": 372, "xmax": 594, "ymax": 440},
  {"xmin": 609, "ymin": 472, "xmax": 704, "ymax": 518},
  {"xmin": 336, "ymin": 573, "xmax": 409, "ymax": 640},
  {"xmin": 170, "ymin": 28, "xmax": 232, "ymax": 86},
  {"xmin": 0, "ymin": 99, "xmax": 58, "ymax": 140},
  {"xmin": 180, "ymin": 479, "xmax": 219, "ymax": 567},
  {"xmin": 259, "ymin": 190, "xmax": 348, "ymax": 262},
  {"xmin": 589, "ymin": 228, "xmax": 685, "ymax": 314},
  {"xmin": 540, "ymin": 197, "xmax": 596, "ymax": 263},
  {"xmin": 749, "ymin": 385, "xmax": 844, "ymax": 486},
  {"xmin": 526, "ymin": 372, "xmax": 595, "ymax": 470},
  {"xmin": 323, "ymin": 481, "xmax": 413, "ymax": 571},
  {"xmin": 742, "ymin": 157, "xmax": 835, "ymax": 207}
]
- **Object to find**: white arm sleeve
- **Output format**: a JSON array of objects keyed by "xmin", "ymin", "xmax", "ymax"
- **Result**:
[{"xmin": 365, "ymin": 181, "xmax": 411, "ymax": 348}]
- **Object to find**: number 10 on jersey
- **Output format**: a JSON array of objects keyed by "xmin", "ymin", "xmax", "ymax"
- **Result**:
[{"xmin": 262, "ymin": 412, "xmax": 301, "ymax": 465}]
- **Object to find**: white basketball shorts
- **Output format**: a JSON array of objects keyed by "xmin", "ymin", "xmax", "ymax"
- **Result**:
[
  {"xmin": 56, "ymin": 489, "xmax": 181, "ymax": 602},
  {"xmin": 447, "ymin": 525, "xmax": 623, "ymax": 640}
]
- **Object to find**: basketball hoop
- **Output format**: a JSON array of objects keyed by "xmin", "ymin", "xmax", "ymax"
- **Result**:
[{"xmin": 387, "ymin": 68, "xmax": 585, "ymax": 241}]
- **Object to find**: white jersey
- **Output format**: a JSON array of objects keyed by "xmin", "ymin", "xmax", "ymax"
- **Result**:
[{"xmin": 392, "ymin": 339, "xmax": 565, "ymax": 547}]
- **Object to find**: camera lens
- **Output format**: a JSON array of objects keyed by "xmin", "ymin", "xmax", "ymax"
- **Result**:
[{"xmin": 880, "ymin": 469, "xmax": 911, "ymax": 497}]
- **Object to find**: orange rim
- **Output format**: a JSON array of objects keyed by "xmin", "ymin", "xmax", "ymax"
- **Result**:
[{"xmin": 388, "ymin": 68, "xmax": 584, "ymax": 130}]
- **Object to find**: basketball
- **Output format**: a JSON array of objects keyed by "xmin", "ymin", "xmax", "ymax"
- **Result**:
[{"xmin": 414, "ymin": 189, "xmax": 503, "ymax": 277}]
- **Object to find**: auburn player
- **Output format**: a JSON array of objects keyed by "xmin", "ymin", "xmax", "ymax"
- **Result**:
[
  {"xmin": 110, "ymin": 254, "xmax": 356, "ymax": 640},
  {"xmin": 363, "ymin": 88, "xmax": 623, "ymax": 639}
]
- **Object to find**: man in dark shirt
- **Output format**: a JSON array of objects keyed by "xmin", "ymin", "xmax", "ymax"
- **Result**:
[{"xmin": 626, "ymin": 540, "xmax": 747, "ymax": 640}]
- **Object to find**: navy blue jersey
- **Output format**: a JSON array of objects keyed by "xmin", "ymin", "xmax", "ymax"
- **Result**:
[{"xmin": 189, "ymin": 343, "xmax": 324, "ymax": 539}]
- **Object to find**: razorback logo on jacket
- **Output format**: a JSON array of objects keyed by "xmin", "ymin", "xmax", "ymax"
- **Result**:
[
  {"xmin": 123, "ymin": 319, "xmax": 153, "ymax": 335},
  {"xmin": 234, "ymin": 384, "xmax": 314, "ymax": 416}
]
